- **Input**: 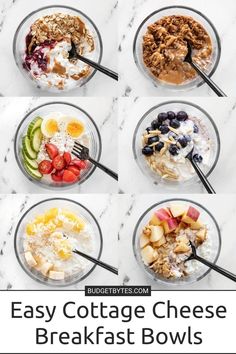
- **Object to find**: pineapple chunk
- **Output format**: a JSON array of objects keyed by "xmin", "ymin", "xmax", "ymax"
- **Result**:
[
  {"xmin": 150, "ymin": 225, "xmax": 164, "ymax": 242},
  {"xmin": 170, "ymin": 204, "xmax": 186, "ymax": 218},
  {"xmin": 153, "ymin": 235, "xmax": 166, "ymax": 248},
  {"xmin": 25, "ymin": 251, "xmax": 37, "ymax": 267},
  {"xmin": 140, "ymin": 234, "xmax": 150, "ymax": 248},
  {"xmin": 49, "ymin": 271, "xmax": 65, "ymax": 280},
  {"xmin": 26, "ymin": 223, "xmax": 35, "ymax": 236},
  {"xmin": 44, "ymin": 208, "xmax": 58, "ymax": 223},
  {"xmin": 141, "ymin": 245, "xmax": 157, "ymax": 265},
  {"xmin": 149, "ymin": 214, "xmax": 162, "ymax": 226},
  {"xmin": 34, "ymin": 214, "xmax": 45, "ymax": 224}
]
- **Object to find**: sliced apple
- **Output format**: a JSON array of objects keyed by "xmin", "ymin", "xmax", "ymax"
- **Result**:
[
  {"xmin": 141, "ymin": 245, "xmax": 157, "ymax": 265},
  {"xmin": 150, "ymin": 225, "xmax": 164, "ymax": 242},
  {"xmin": 170, "ymin": 204, "xmax": 187, "ymax": 218},
  {"xmin": 155, "ymin": 208, "xmax": 171, "ymax": 223},
  {"xmin": 153, "ymin": 235, "xmax": 166, "ymax": 248},
  {"xmin": 182, "ymin": 206, "xmax": 200, "ymax": 224},
  {"xmin": 140, "ymin": 233, "xmax": 150, "ymax": 248},
  {"xmin": 149, "ymin": 214, "xmax": 162, "ymax": 226},
  {"xmin": 163, "ymin": 218, "xmax": 179, "ymax": 234},
  {"xmin": 174, "ymin": 242, "xmax": 190, "ymax": 253},
  {"xmin": 189, "ymin": 219, "xmax": 203, "ymax": 230},
  {"xmin": 196, "ymin": 228, "xmax": 207, "ymax": 243}
]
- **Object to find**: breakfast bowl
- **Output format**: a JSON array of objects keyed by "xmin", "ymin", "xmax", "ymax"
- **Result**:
[
  {"xmin": 13, "ymin": 5, "xmax": 103, "ymax": 93},
  {"xmin": 132, "ymin": 100, "xmax": 220, "ymax": 190},
  {"xmin": 133, "ymin": 198, "xmax": 221, "ymax": 285},
  {"xmin": 133, "ymin": 6, "xmax": 221, "ymax": 92},
  {"xmin": 14, "ymin": 198, "xmax": 103, "ymax": 287},
  {"xmin": 14, "ymin": 101, "xmax": 102, "ymax": 190}
]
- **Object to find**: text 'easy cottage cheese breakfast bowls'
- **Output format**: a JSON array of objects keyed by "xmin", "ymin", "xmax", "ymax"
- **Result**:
[
  {"xmin": 14, "ymin": 198, "xmax": 103, "ymax": 286},
  {"xmin": 13, "ymin": 5, "xmax": 102, "ymax": 93},
  {"xmin": 132, "ymin": 101, "xmax": 220, "ymax": 189},
  {"xmin": 133, "ymin": 6, "xmax": 221, "ymax": 91},
  {"xmin": 14, "ymin": 102, "xmax": 101, "ymax": 190},
  {"xmin": 133, "ymin": 198, "xmax": 221, "ymax": 285}
]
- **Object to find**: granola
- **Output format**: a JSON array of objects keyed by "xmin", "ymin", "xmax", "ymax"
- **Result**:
[
  {"xmin": 23, "ymin": 13, "xmax": 95, "ymax": 91},
  {"xmin": 142, "ymin": 15, "xmax": 212, "ymax": 85},
  {"xmin": 140, "ymin": 203, "xmax": 208, "ymax": 279}
]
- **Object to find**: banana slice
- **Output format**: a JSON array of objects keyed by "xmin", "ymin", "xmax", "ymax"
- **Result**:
[
  {"xmin": 41, "ymin": 262, "xmax": 53, "ymax": 276},
  {"xmin": 49, "ymin": 271, "xmax": 65, "ymax": 280},
  {"xmin": 25, "ymin": 252, "xmax": 37, "ymax": 267}
]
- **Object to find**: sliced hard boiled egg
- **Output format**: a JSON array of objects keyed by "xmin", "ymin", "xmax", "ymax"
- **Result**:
[
  {"xmin": 41, "ymin": 115, "xmax": 59, "ymax": 138},
  {"xmin": 58, "ymin": 116, "xmax": 85, "ymax": 139}
]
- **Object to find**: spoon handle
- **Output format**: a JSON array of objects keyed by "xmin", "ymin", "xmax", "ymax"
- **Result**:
[
  {"xmin": 189, "ymin": 158, "xmax": 216, "ymax": 194},
  {"xmin": 73, "ymin": 249, "xmax": 118, "ymax": 275},
  {"xmin": 190, "ymin": 61, "xmax": 226, "ymax": 97},
  {"xmin": 194, "ymin": 254, "xmax": 236, "ymax": 282},
  {"xmin": 77, "ymin": 54, "xmax": 118, "ymax": 81}
]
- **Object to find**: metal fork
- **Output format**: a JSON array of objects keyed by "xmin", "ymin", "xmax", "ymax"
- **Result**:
[{"xmin": 72, "ymin": 142, "xmax": 118, "ymax": 181}]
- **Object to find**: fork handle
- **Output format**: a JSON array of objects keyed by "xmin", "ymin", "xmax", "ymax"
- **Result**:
[
  {"xmin": 189, "ymin": 158, "xmax": 216, "ymax": 194},
  {"xmin": 190, "ymin": 61, "xmax": 227, "ymax": 97},
  {"xmin": 193, "ymin": 255, "xmax": 236, "ymax": 282},
  {"xmin": 89, "ymin": 157, "xmax": 118, "ymax": 180},
  {"xmin": 77, "ymin": 54, "xmax": 118, "ymax": 81}
]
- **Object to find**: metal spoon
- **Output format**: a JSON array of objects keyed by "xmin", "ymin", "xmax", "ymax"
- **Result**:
[
  {"xmin": 184, "ymin": 41, "xmax": 226, "ymax": 97},
  {"xmin": 185, "ymin": 148, "xmax": 216, "ymax": 194},
  {"xmin": 186, "ymin": 241, "xmax": 236, "ymax": 282},
  {"xmin": 68, "ymin": 42, "xmax": 118, "ymax": 81}
]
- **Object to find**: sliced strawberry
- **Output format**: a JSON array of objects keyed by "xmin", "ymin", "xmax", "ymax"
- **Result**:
[
  {"xmin": 45, "ymin": 143, "xmax": 59, "ymax": 159},
  {"xmin": 38, "ymin": 160, "xmax": 53, "ymax": 174},
  {"xmin": 63, "ymin": 151, "xmax": 71, "ymax": 165},
  {"xmin": 62, "ymin": 169, "xmax": 78, "ymax": 183},
  {"xmin": 52, "ymin": 155, "xmax": 65, "ymax": 170},
  {"xmin": 71, "ymin": 159, "xmax": 87, "ymax": 170},
  {"xmin": 67, "ymin": 165, "xmax": 80, "ymax": 177}
]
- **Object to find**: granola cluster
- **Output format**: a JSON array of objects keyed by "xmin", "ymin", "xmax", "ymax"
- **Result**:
[
  {"xmin": 140, "ymin": 204, "xmax": 207, "ymax": 279},
  {"xmin": 142, "ymin": 15, "xmax": 212, "ymax": 84},
  {"xmin": 27, "ymin": 13, "xmax": 94, "ymax": 55}
]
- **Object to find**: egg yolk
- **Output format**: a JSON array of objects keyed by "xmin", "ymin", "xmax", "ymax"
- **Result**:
[
  {"xmin": 45, "ymin": 119, "xmax": 59, "ymax": 135},
  {"xmin": 66, "ymin": 120, "xmax": 84, "ymax": 138}
]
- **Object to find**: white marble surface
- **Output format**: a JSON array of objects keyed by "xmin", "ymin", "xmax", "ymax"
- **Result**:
[
  {"xmin": 0, "ymin": 97, "xmax": 118, "ymax": 193},
  {"xmin": 0, "ymin": 193, "xmax": 118, "ymax": 289},
  {"xmin": 118, "ymin": 194, "xmax": 236, "ymax": 290},
  {"xmin": 0, "ymin": 0, "xmax": 118, "ymax": 97},
  {"xmin": 118, "ymin": 0, "xmax": 236, "ymax": 97},
  {"xmin": 119, "ymin": 97, "xmax": 236, "ymax": 193}
]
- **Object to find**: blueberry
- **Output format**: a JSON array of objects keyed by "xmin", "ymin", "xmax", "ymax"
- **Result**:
[
  {"xmin": 148, "ymin": 136, "xmax": 159, "ymax": 145},
  {"xmin": 169, "ymin": 145, "xmax": 179, "ymax": 156},
  {"xmin": 155, "ymin": 141, "xmax": 164, "ymax": 152},
  {"xmin": 159, "ymin": 125, "xmax": 169, "ymax": 134},
  {"xmin": 146, "ymin": 126, "xmax": 153, "ymax": 133},
  {"xmin": 186, "ymin": 135, "xmax": 192, "ymax": 142},
  {"xmin": 167, "ymin": 111, "xmax": 176, "ymax": 120},
  {"xmin": 170, "ymin": 119, "xmax": 180, "ymax": 129},
  {"xmin": 193, "ymin": 154, "xmax": 203, "ymax": 163},
  {"xmin": 177, "ymin": 111, "xmax": 188, "ymax": 121},
  {"xmin": 193, "ymin": 124, "xmax": 199, "ymax": 133},
  {"xmin": 168, "ymin": 131, "xmax": 178, "ymax": 140},
  {"xmin": 178, "ymin": 135, "xmax": 188, "ymax": 148},
  {"xmin": 157, "ymin": 112, "xmax": 168, "ymax": 123},
  {"xmin": 151, "ymin": 119, "xmax": 160, "ymax": 130},
  {"xmin": 142, "ymin": 146, "xmax": 154, "ymax": 156}
]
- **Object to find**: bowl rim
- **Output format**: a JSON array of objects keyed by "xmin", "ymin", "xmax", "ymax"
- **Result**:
[
  {"xmin": 132, "ymin": 99, "xmax": 221, "ymax": 185},
  {"xmin": 133, "ymin": 5, "xmax": 221, "ymax": 90},
  {"xmin": 14, "ymin": 197, "xmax": 103, "ymax": 287},
  {"xmin": 14, "ymin": 101, "xmax": 102, "ymax": 190},
  {"xmin": 132, "ymin": 197, "xmax": 222, "ymax": 286},
  {"xmin": 12, "ymin": 4, "xmax": 103, "ymax": 90}
]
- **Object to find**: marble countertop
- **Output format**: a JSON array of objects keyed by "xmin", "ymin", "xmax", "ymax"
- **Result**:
[
  {"xmin": 0, "ymin": 0, "xmax": 118, "ymax": 97},
  {"xmin": 119, "ymin": 97, "xmax": 236, "ymax": 194},
  {"xmin": 118, "ymin": 193, "xmax": 236, "ymax": 290},
  {"xmin": 119, "ymin": 0, "xmax": 236, "ymax": 97},
  {"xmin": 0, "ymin": 193, "xmax": 118, "ymax": 289},
  {"xmin": 0, "ymin": 97, "xmax": 118, "ymax": 193}
]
